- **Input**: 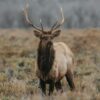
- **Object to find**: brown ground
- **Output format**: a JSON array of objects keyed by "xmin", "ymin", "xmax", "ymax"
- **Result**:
[{"xmin": 0, "ymin": 28, "xmax": 100, "ymax": 100}]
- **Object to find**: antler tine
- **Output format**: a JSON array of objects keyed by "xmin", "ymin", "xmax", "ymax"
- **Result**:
[
  {"xmin": 53, "ymin": 7, "xmax": 64, "ymax": 30},
  {"xmin": 60, "ymin": 7, "xmax": 64, "ymax": 24},
  {"xmin": 51, "ymin": 7, "xmax": 64, "ymax": 32},
  {"xmin": 50, "ymin": 21, "xmax": 58, "ymax": 32},
  {"xmin": 24, "ymin": 2, "xmax": 42, "ymax": 32},
  {"xmin": 40, "ymin": 19, "xmax": 44, "ymax": 32},
  {"xmin": 50, "ymin": 15, "xmax": 59, "ymax": 32}
]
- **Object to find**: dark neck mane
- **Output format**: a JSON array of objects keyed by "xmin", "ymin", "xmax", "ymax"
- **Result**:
[{"xmin": 37, "ymin": 41, "xmax": 55, "ymax": 77}]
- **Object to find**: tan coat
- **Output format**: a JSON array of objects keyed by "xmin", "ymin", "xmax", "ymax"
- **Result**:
[{"xmin": 36, "ymin": 42, "xmax": 74, "ymax": 82}]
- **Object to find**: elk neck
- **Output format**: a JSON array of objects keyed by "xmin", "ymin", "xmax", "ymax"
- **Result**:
[{"xmin": 37, "ymin": 40, "xmax": 55, "ymax": 77}]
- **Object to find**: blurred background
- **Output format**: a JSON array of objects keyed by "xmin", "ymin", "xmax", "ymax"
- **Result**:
[{"xmin": 0, "ymin": 0, "xmax": 100, "ymax": 28}]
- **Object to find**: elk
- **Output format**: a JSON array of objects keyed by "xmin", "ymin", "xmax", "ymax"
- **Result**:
[{"xmin": 24, "ymin": 4, "xmax": 75, "ymax": 96}]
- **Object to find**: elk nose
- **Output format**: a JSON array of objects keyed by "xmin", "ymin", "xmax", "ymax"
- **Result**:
[{"xmin": 48, "ymin": 37, "xmax": 51, "ymax": 41}]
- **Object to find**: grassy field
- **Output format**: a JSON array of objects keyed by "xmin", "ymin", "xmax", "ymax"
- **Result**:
[{"xmin": 0, "ymin": 28, "xmax": 100, "ymax": 100}]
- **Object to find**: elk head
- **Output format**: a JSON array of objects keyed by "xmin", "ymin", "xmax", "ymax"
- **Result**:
[{"xmin": 24, "ymin": 3, "xmax": 64, "ymax": 43}]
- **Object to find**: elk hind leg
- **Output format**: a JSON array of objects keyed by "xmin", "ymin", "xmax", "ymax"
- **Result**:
[
  {"xmin": 55, "ymin": 81, "xmax": 63, "ymax": 93},
  {"xmin": 65, "ymin": 69, "xmax": 75, "ymax": 91}
]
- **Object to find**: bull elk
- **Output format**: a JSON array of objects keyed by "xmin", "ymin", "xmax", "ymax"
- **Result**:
[{"xmin": 24, "ymin": 3, "xmax": 75, "ymax": 95}]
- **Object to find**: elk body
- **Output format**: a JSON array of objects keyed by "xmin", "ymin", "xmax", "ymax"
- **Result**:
[{"xmin": 24, "ymin": 4, "xmax": 75, "ymax": 95}]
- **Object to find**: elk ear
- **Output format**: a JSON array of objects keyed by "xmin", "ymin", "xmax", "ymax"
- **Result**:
[
  {"xmin": 52, "ymin": 30, "xmax": 61, "ymax": 38},
  {"xmin": 34, "ymin": 30, "xmax": 42, "ymax": 38}
]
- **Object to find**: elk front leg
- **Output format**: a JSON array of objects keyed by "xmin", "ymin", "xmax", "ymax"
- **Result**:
[
  {"xmin": 39, "ymin": 79, "xmax": 46, "ymax": 95},
  {"xmin": 48, "ymin": 80, "xmax": 54, "ymax": 95}
]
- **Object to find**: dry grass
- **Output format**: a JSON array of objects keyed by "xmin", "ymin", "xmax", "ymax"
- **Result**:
[{"xmin": 0, "ymin": 28, "xmax": 100, "ymax": 100}]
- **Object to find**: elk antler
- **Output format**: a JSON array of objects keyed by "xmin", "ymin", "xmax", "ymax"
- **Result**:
[
  {"xmin": 50, "ymin": 7, "xmax": 64, "ymax": 32},
  {"xmin": 24, "ymin": 3, "xmax": 43, "ymax": 32},
  {"xmin": 40, "ymin": 19, "xmax": 44, "ymax": 32}
]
